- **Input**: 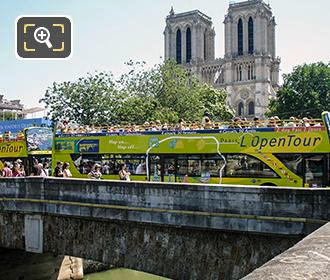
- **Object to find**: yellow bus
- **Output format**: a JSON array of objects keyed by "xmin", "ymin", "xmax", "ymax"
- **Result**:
[
  {"xmin": 0, "ymin": 127, "xmax": 52, "ymax": 175},
  {"xmin": 52, "ymin": 112, "xmax": 330, "ymax": 187}
]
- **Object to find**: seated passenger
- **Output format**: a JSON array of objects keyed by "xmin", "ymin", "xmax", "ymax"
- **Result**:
[
  {"xmin": 155, "ymin": 120, "xmax": 162, "ymax": 130},
  {"xmin": 201, "ymin": 111, "xmax": 210, "ymax": 127},
  {"xmin": 267, "ymin": 117, "xmax": 276, "ymax": 128},
  {"xmin": 203, "ymin": 116, "xmax": 212, "ymax": 129},
  {"xmin": 88, "ymin": 164, "xmax": 102, "ymax": 179},
  {"xmin": 162, "ymin": 123, "xmax": 168, "ymax": 130},
  {"xmin": 274, "ymin": 116, "xmax": 281, "ymax": 127},
  {"xmin": 252, "ymin": 117, "xmax": 260, "ymax": 128},
  {"xmin": 286, "ymin": 116, "xmax": 297, "ymax": 127},
  {"xmin": 135, "ymin": 162, "xmax": 146, "ymax": 174},
  {"xmin": 176, "ymin": 119, "xmax": 186, "ymax": 130},
  {"xmin": 143, "ymin": 122, "xmax": 150, "ymax": 131},
  {"xmin": 232, "ymin": 117, "xmax": 242, "ymax": 128}
]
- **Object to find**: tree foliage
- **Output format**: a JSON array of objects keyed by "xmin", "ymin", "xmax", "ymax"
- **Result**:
[
  {"xmin": 40, "ymin": 59, "xmax": 234, "ymax": 125},
  {"xmin": 268, "ymin": 62, "xmax": 330, "ymax": 118}
]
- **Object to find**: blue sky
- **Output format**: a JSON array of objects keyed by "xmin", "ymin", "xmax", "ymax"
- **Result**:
[{"xmin": 0, "ymin": 0, "xmax": 329, "ymax": 108}]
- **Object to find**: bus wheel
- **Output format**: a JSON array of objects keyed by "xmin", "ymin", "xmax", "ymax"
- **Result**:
[{"xmin": 260, "ymin": 183, "xmax": 277, "ymax": 187}]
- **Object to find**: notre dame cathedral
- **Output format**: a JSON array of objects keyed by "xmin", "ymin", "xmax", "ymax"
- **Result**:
[{"xmin": 164, "ymin": 0, "xmax": 280, "ymax": 118}]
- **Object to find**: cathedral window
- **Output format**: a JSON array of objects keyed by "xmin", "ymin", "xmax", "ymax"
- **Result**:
[
  {"xmin": 204, "ymin": 31, "xmax": 207, "ymax": 60},
  {"xmin": 248, "ymin": 65, "xmax": 251, "ymax": 80},
  {"xmin": 248, "ymin": 101, "xmax": 255, "ymax": 115},
  {"xmin": 176, "ymin": 29, "xmax": 182, "ymax": 64},
  {"xmin": 186, "ymin": 27, "xmax": 192, "ymax": 63},
  {"xmin": 248, "ymin": 17, "xmax": 254, "ymax": 54},
  {"xmin": 238, "ymin": 18, "xmax": 243, "ymax": 56},
  {"xmin": 238, "ymin": 102, "xmax": 244, "ymax": 116},
  {"xmin": 236, "ymin": 64, "xmax": 243, "ymax": 82}
]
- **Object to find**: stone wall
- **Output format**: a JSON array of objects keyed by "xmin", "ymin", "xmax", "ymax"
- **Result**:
[
  {"xmin": 0, "ymin": 212, "xmax": 300, "ymax": 280},
  {"xmin": 0, "ymin": 177, "xmax": 328, "ymax": 236},
  {"xmin": 0, "ymin": 178, "xmax": 328, "ymax": 279},
  {"xmin": 242, "ymin": 222, "xmax": 330, "ymax": 280}
]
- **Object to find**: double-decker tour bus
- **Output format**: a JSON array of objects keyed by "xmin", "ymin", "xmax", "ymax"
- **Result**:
[
  {"xmin": 0, "ymin": 127, "xmax": 52, "ymax": 175},
  {"xmin": 52, "ymin": 112, "xmax": 330, "ymax": 187}
]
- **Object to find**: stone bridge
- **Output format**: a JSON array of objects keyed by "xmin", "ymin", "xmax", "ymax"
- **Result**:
[{"xmin": 0, "ymin": 178, "xmax": 329, "ymax": 279}]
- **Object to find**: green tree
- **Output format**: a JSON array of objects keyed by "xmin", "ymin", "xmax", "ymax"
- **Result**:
[
  {"xmin": 40, "ymin": 72, "xmax": 119, "ymax": 125},
  {"xmin": 116, "ymin": 59, "xmax": 234, "ymax": 123},
  {"xmin": 268, "ymin": 62, "xmax": 330, "ymax": 118},
  {"xmin": 40, "ymin": 59, "xmax": 234, "ymax": 125}
]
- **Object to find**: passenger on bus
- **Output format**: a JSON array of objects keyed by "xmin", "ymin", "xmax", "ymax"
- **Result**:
[
  {"xmin": 203, "ymin": 116, "xmax": 212, "ymax": 129},
  {"xmin": 88, "ymin": 164, "xmax": 102, "ymax": 180},
  {"xmin": 2, "ymin": 162, "xmax": 12, "ymax": 177},
  {"xmin": 31, "ymin": 159, "xmax": 42, "ymax": 176},
  {"xmin": 202, "ymin": 111, "xmax": 210, "ymax": 125},
  {"xmin": 19, "ymin": 164, "xmax": 26, "ymax": 177},
  {"xmin": 119, "ymin": 163, "xmax": 131, "ymax": 181},
  {"xmin": 63, "ymin": 162, "xmax": 72, "ymax": 178},
  {"xmin": 40, "ymin": 162, "xmax": 49, "ymax": 177},
  {"xmin": 54, "ymin": 161, "xmax": 64, "ymax": 177},
  {"xmin": 136, "ymin": 162, "xmax": 146, "ymax": 174},
  {"xmin": 12, "ymin": 162, "xmax": 22, "ymax": 177},
  {"xmin": 176, "ymin": 119, "xmax": 186, "ymax": 130}
]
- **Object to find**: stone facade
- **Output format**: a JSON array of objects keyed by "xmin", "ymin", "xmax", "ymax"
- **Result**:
[
  {"xmin": 0, "ymin": 212, "xmax": 300, "ymax": 280},
  {"xmin": 1, "ymin": 177, "xmax": 329, "ymax": 279},
  {"xmin": 164, "ymin": 0, "xmax": 281, "ymax": 118}
]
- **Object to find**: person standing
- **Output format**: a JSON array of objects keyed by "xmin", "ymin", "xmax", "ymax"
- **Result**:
[
  {"xmin": 30, "ymin": 158, "xmax": 41, "ymax": 176},
  {"xmin": 88, "ymin": 164, "xmax": 102, "ymax": 179},
  {"xmin": 19, "ymin": 164, "xmax": 26, "ymax": 177},
  {"xmin": 40, "ymin": 162, "xmax": 49, "ymax": 177},
  {"xmin": 54, "ymin": 161, "xmax": 64, "ymax": 177},
  {"xmin": 2, "ymin": 162, "xmax": 12, "ymax": 177},
  {"xmin": 119, "ymin": 163, "xmax": 131, "ymax": 181},
  {"xmin": 63, "ymin": 162, "xmax": 72, "ymax": 178},
  {"xmin": 12, "ymin": 162, "xmax": 22, "ymax": 177}
]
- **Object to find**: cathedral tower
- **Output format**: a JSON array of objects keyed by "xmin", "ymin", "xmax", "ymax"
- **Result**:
[
  {"xmin": 163, "ymin": 0, "xmax": 280, "ymax": 118},
  {"xmin": 164, "ymin": 8, "xmax": 215, "ymax": 64},
  {"xmin": 223, "ymin": 0, "xmax": 280, "ymax": 117}
]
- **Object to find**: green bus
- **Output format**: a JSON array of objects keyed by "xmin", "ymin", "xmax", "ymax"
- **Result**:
[{"xmin": 52, "ymin": 112, "xmax": 330, "ymax": 187}]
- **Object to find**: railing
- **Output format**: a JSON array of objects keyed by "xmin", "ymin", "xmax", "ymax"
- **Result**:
[{"xmin": 56, "ymin": 118, "xmax": 324, "ymax": 136}]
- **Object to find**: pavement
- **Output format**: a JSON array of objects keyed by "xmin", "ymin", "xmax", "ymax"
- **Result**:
[{"xmin": 241, "ymin": 222, "xmax": 330, "ymax": 280}]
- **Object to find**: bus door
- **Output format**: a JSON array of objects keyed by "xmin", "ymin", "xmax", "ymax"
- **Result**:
[
  {"xmin": 163, "ymin": 156, "xmax": 176, "ymax": 182},
  {"xmin": 304, "ymin": 154, "xmax": 327, "ymax": 188}
]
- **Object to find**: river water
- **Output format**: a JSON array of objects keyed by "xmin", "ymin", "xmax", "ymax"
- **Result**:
[
  {"xmin": 84, "ymin": 268, "xmax": 169, "ymax": 280},
  {"xmin": 0, "ymin": 248, "xmax": 169, "ymax": 280}
]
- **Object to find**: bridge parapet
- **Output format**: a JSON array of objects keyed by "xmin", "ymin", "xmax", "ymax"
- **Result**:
[{"xmin": 0, "ymin": 177, "xmax": 329, "ymax": 235}]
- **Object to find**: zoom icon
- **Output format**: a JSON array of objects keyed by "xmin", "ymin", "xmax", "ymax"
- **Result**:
[{"xmin": 16, "ymin": 16, "xmax": 72, "ymax": 59}]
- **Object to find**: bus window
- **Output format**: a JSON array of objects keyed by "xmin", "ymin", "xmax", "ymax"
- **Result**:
[
  {"xmin": 71, "ymin": 154, "xmax": 103, "ymax": 174},
  {"xmin": 115, "ymin": 155, "xmax": 146, "ymax": 175},
  {"xmin": 177, "ymin": 155, "xmax": 188, "ymax": 182},
  {"xmin": 163, "ymin": 157, "xmax": 176, "ymax": 182},
  {"xmin": 149, "ymin": 155, "xmax": 161, "ymax": 181},
  {"xmin": 226, "ymin": 154, "xmax": 278, "ymax": 178},
  {"xmin": 187, "ymin": 155, "xmax": 201, "ymax": 177},
  {"xmin": 274, "ymin": 154, "xmax": 303, "ymax": 176},
  {"xmin": 304, "ymin": 154, "xmax": 325, "ymax": 188},
  {"xmin": 202, "ymin": 155, "xmax": 225, "ymax": 177},
  {"xmin": 71, "ymin": 154, "xmax": 115, "ymax": 175}
]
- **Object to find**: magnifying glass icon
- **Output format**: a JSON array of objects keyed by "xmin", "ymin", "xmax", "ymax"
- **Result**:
[{"xmin": 34, "ymin": 27, "xmax": 53, "ymax": 49}]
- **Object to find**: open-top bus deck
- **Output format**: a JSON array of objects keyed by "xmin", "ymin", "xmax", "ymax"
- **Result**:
[{"xmin": 53, "ymin": 113, "xmax": 330, "ymax": 187}]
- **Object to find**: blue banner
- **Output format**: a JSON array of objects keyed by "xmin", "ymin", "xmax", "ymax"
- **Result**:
[{"xmin": 0, "ymin": 118, "xmax": 51, "ymax": 134}]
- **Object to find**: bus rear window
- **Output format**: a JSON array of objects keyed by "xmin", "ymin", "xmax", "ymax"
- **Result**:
[
  {"xmin": 274, "ymin": 154, "xmax": 303, "ymax": 176},
  {"xmin": 226, "ymin": 154, "xmax": 278, "ymax": 178}
]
